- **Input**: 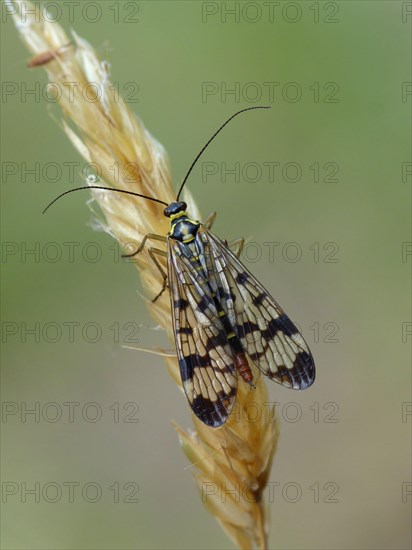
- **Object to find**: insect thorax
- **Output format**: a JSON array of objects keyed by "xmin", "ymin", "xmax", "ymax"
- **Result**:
[{"xmin": 168, "ymin": 212, "xmax": 200, "ymax": 244}]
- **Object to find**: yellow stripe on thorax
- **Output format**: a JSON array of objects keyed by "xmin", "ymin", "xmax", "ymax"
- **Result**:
[{"xmin": 169, "ymin": 211, "xmax": 187, "ymax": 221}]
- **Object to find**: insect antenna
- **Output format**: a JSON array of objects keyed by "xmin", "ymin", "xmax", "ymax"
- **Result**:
[
  {"xmin": 42, "ymin": 186, "xmax": 169, "ymax": 214},
  {"xmin": 176, "ymin": 105, "xmax": 271, "ymax": 201},
  {"xmin": 43, "ymin": 107, "xmax": 270, "ymax": 213}
]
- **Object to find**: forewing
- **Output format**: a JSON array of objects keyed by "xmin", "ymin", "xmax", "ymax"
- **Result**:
[
  {"xmin": 199, "ymin": 226, "xmax": 315, "ymax": 390},
  {"xmin": 168, "ymin": 238, "xmax": 238, "ymax": 427}
]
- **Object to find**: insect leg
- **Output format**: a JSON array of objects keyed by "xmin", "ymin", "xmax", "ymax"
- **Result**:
[
  {"xmin": 203, "ymin": 212, "xmax": 217, "ymax": 229},
  {"xmin": 227, "ymin": 237, "xmax": 245, "ymax": 259},
  {"xmin": 222, "ymin": 237, "xmax": 245, "ymax": 258},
  {"xmin": 147, "ymin": 247, "xmax": 168, "ymax": 303},
  {"xmin": 122, "ymin": 233, "xmax": 167, "ymax": 258}
]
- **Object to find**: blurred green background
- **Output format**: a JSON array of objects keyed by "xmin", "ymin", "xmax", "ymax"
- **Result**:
[{"xmin": 1, "ymin": 1, "xmax": 411, "ymax": 549}]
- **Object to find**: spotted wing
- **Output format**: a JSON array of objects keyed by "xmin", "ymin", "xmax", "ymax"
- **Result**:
[
  {"xmin": 199, "ymin": 226, "xmax": 315, "ymax": 389},
  {"xmin": 167, "ymin": 238, "xmax": 238, "ymax": 427}
]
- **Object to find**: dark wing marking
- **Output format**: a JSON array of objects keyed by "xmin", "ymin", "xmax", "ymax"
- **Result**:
[
  {"xmin": 167, "ymin": 238, "xmax": 238, "ymax": 427},
  {"xmin": 198, "ymin": 226, "xmax": 315, "ymax": 390}
]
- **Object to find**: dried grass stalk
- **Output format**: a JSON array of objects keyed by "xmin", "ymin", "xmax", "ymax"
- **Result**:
[{"xmin": 9, "ymin": 1, "xmax": 279, "ymax": 547}]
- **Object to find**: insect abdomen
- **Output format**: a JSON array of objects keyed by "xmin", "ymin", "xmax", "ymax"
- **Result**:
[
  {"xmin": 217, "ymin": 303, "xmax": 255, "ymax": 387},
  {"xmin": 234, "ymin": 352, "xmax": 254, "ymax": 386}
]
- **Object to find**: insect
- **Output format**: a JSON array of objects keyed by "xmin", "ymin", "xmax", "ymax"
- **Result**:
[
  {"xmin": 27, "ymin": 43, "xmax": 73, "ymax": 68},
  {"xmin": 44, "ymin": 106, "xmax": 315, "ymax": 427}
]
